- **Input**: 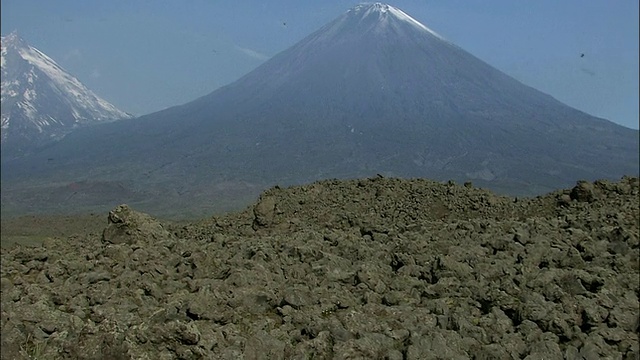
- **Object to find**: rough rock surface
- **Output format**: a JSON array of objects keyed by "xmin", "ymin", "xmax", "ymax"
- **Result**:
[
  {"xmin": 102, "ymin": 204, "xmax": 172, "ymax": 245},
  {"xmin": 1, "ymin": 176, "xmax": 639, "ymax": 359}
]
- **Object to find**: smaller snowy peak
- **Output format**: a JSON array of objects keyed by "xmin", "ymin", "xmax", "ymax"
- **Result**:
[
  {"xmin": 348, "ymin": 3, "xmax": 445, "ymax": 40},
  {"xmin": 1, "ymin": 31, "xmax": 27, "ymax": 49},
  {"xmin": 1, "ymin": 32, "xmax": 132, "ymax": 150},
  {"xmin": 1, "ymin": 31, "xmax": 23, "ymax": 68}
]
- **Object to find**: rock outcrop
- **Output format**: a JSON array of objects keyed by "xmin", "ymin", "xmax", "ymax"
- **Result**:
[{"xmin": 1, "ymin": 177, "xmax": 638, "ymax": 359}]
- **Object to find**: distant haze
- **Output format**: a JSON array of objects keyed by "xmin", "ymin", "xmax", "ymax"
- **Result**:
[{"xmin": 0, "ymin": 1, "xmax": 637, "ymax": 129}]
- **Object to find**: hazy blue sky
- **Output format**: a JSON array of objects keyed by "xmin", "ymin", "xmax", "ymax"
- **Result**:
[{"xmin": 2, "ymin": 1, "xmax": 638, "ymax": 129}]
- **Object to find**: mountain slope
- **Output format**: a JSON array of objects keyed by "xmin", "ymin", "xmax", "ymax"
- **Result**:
[
  {"xmin": 1, "ymin": 3, "xmax": 638, "ymax": 217},
  {"xmin": 1, "ymin": 32, "xmax": 132, "ymax": 155}
]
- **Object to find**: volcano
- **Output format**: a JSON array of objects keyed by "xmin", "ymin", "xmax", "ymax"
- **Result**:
[
  {"xmin": 2, "ymin": 3, "xmax": 638, "ymax": 217},
  {"xmin": 1, "ymin": 32, "xmax": 132, "ymax": 156}
]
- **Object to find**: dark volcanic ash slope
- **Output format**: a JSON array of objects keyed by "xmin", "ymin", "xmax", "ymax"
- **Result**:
[
  {"xmin": 1, "ymin": 176, "xmax": 639, "ymax": 359},
  {"xmin": 1, "ymin": 3, "xmax": 637, "ymax": 217}
]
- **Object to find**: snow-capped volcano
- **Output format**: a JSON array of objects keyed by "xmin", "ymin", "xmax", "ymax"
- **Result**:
[
  {"xmin": 1, "ymin": 3, "xmax": 638, "ymax": 216},
  {"xmin": 1, "ymin": 31, "xmax": 131, "ymax": 153}
]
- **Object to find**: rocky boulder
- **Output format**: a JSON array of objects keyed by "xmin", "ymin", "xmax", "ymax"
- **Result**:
[{"xmin": 102, "ymin": 204, "xmax": 171, "ymax": 245}]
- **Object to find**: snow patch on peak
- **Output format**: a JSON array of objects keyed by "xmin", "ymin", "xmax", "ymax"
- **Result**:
[
  {"xmin": 349, "ymin": 3, "xmax": 396, "ymax": 18},
  {"xmin": 2, "ymin": 31, "xmax": 24, "ymax": 47},
  {"xmin": 349, "ymin": 2, "xmax": 445, "ymax": 40}
]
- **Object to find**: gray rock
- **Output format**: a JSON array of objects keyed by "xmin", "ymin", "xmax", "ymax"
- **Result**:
[
  {"xmin": 102, "ymin": 204, "xmax": 171, "ymax": 245},
  {"xmin": 570, "ymin": 180, "xmax": 596, "ymax": 202}
]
